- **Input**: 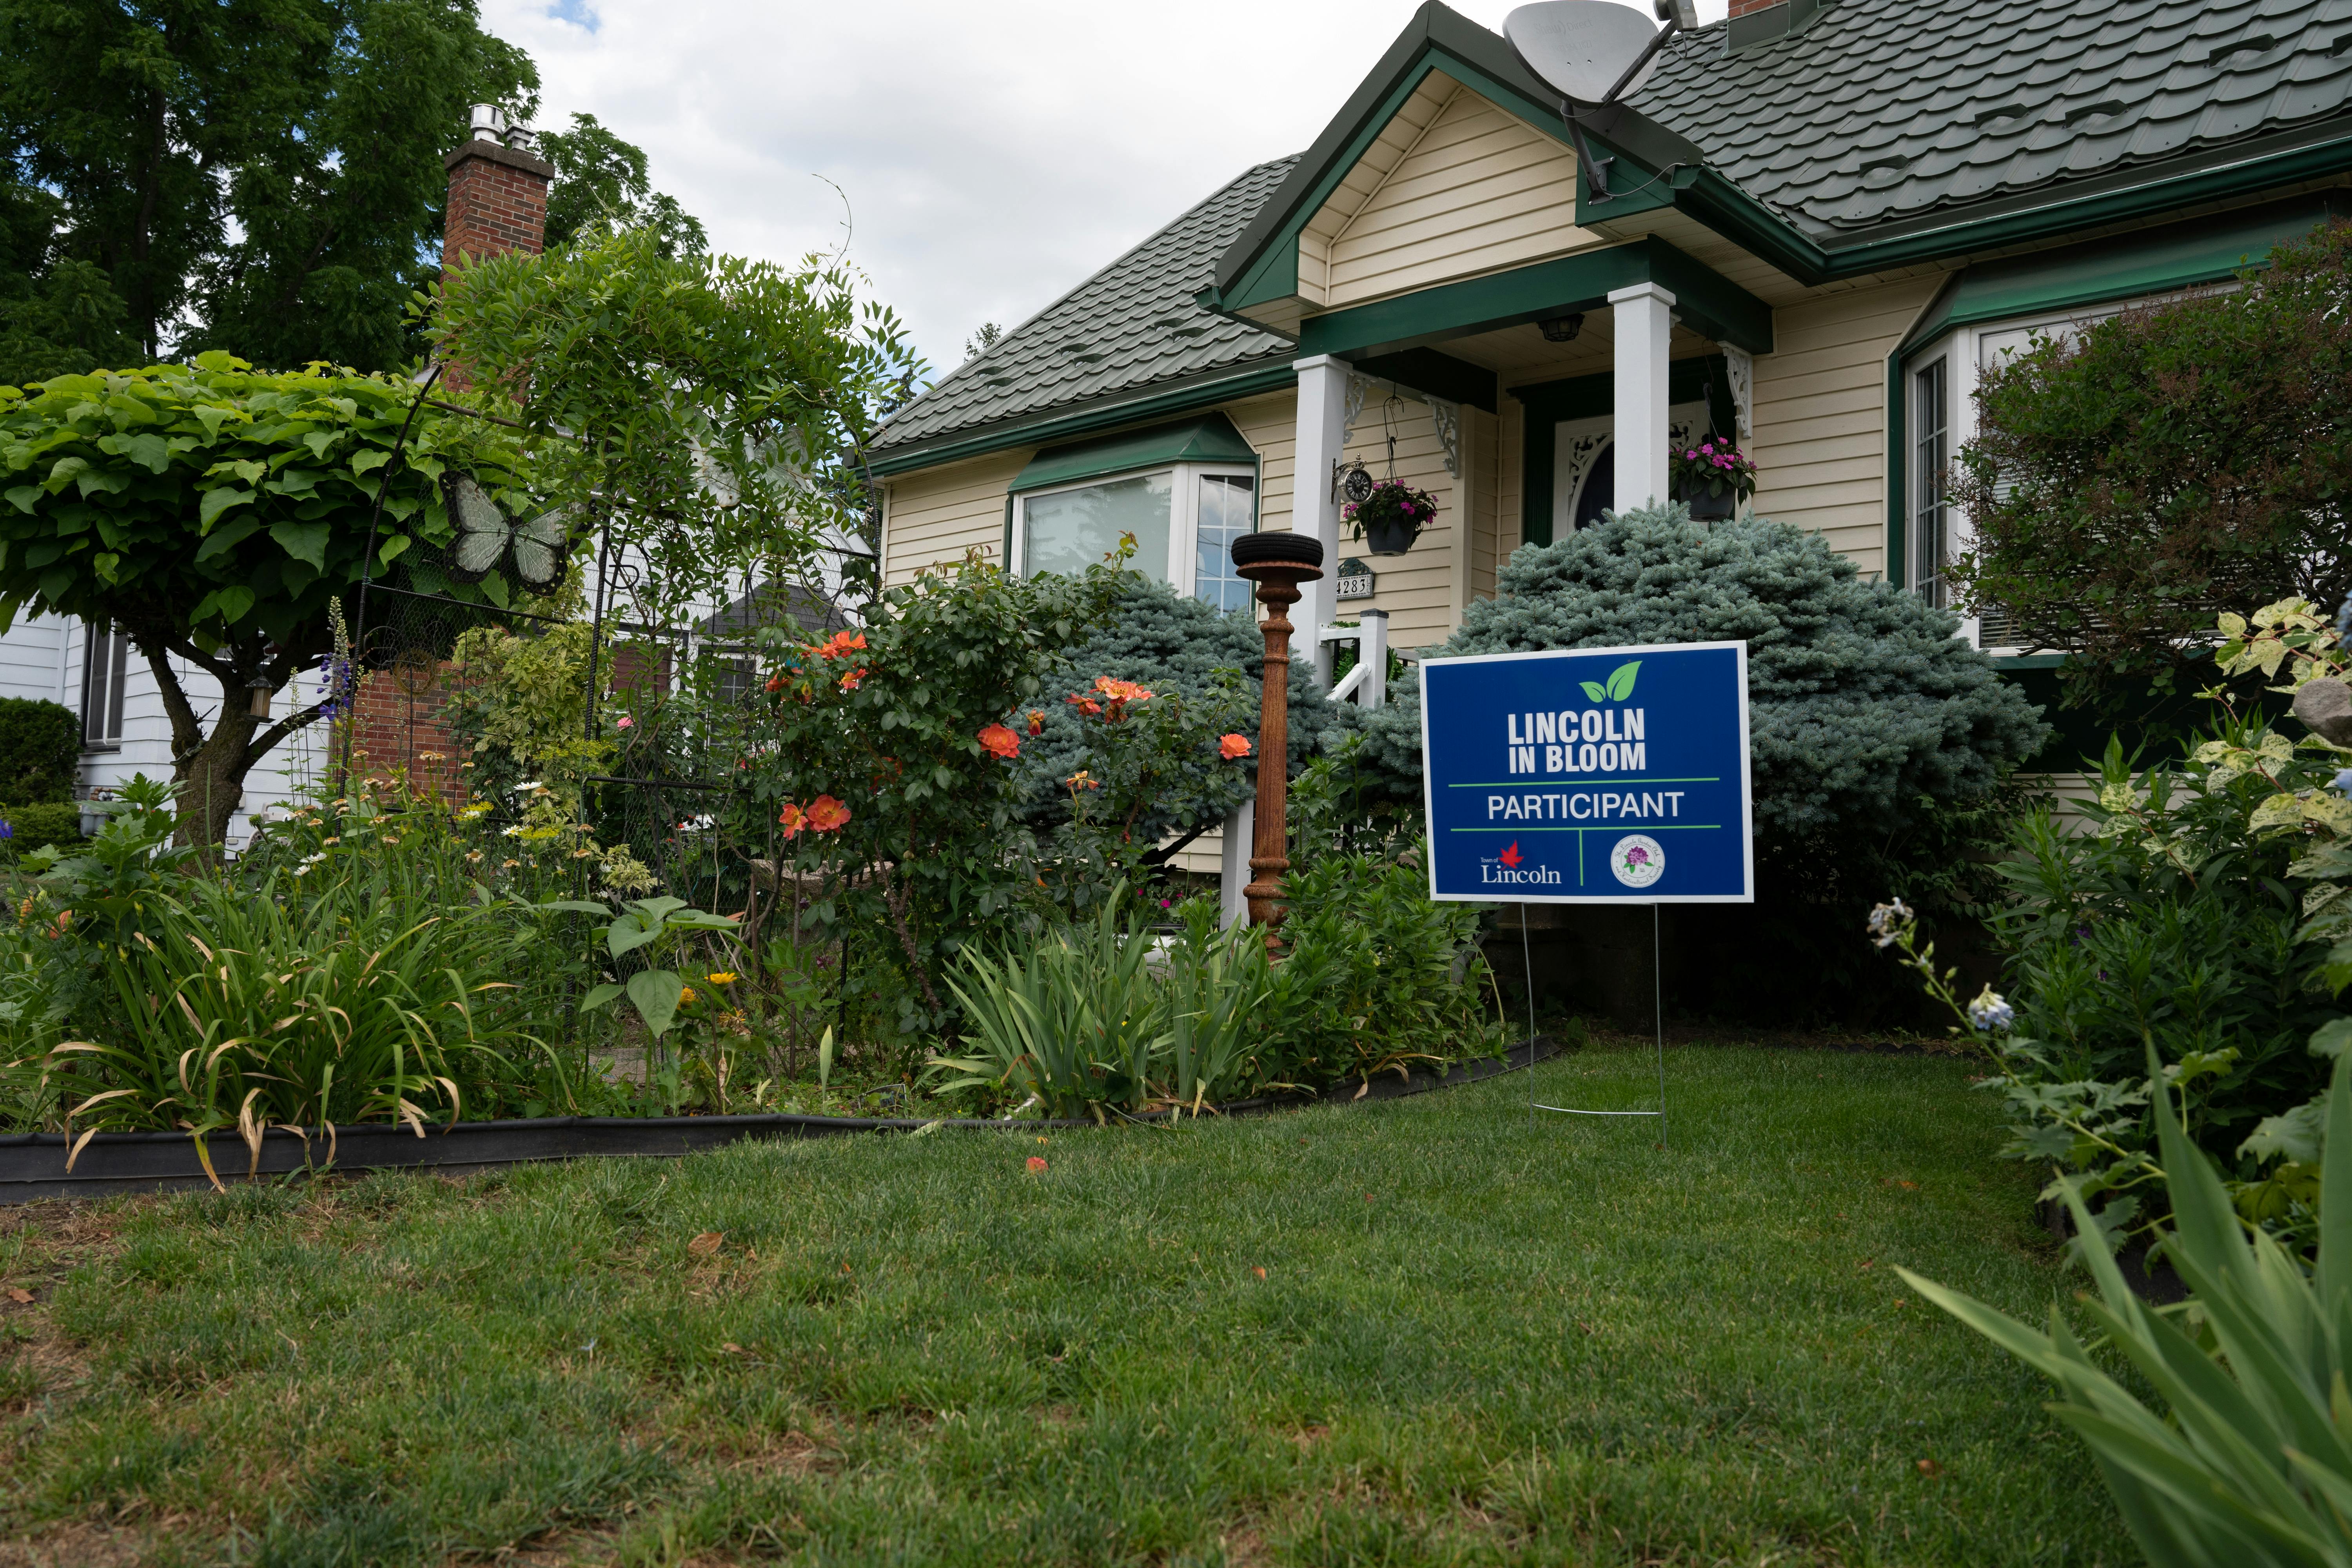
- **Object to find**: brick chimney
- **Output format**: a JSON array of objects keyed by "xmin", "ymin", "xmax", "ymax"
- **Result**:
[
  {"xmin": 1728, "ymin": 0, "xmax": 1778, "ymax": 14},
  {"xmin": 443, "ymin": 105, "xmax": 553, "ymax": 268}
]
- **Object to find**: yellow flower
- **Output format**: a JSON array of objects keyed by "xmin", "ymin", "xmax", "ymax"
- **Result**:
[
  {"xmin": 679, "ymin": 986, "xmax": 698, "ymax": 1005},
  {"xmin": 707, "ymin": 972, "xmax": 739, "ymax": 985}
]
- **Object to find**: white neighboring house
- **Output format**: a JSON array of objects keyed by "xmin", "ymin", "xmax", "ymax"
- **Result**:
[{"xmin": 0, "ymin": 610, "xmax": 314, "ymax": 846}]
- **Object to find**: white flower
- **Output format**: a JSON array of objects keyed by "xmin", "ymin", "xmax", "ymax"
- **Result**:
[
  {"xmin": 1967, "ymin": 985, "xmax": 2015, "ymax": 1034},
  {"xmin": 1866, "ymin": 898, "xmax": 1913, "ymax": 949}
]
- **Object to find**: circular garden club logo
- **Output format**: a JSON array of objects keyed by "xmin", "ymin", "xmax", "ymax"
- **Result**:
[{"xmin": 1610, "ymin": 834, "xmax": 1665, "ymax": 889}]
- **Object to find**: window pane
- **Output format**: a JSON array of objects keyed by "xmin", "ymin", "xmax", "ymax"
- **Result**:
[
  {"xmin": 1912, "ymin": 361, "xmax": 1947, "ymax": 608},
  {"xmin": 1193, "ymin": 474, "xmax": 1255, "ymax": 612},
  {"xmin": 81, "ymin": 625, "xmax": 116, "ymax": 746},
  {"xmin": 1022, "ymin": 473, "xmax": 1172, "ymax": 581}
]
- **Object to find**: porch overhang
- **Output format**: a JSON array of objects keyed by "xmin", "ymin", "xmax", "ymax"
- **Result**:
[{"xmin": 1292, "ymin": 236, "xmax": 1773, "ymax": 361}]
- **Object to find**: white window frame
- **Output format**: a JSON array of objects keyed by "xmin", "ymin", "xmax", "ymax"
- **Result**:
[
  {"xmin": 1010, "ymin": 462, "xmax": 1258, "ymax": 599},
  {"xmin": 1910, "ymin": 352, "xmax": 1951, "ymax": 613},
  {"xmin": 80, "ymin": 622, "xmax": 128, "ymax": 750}
]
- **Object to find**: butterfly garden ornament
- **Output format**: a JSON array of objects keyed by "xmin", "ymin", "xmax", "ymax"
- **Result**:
[{"xmin": 439, "ymin": 472, "xmax": 570, "ymax": 595}]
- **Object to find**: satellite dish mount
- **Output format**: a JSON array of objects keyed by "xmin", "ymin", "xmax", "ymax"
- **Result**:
[{"xmin": 1504, "ymin": 0, "xmax": 1699, "ymax": 203}]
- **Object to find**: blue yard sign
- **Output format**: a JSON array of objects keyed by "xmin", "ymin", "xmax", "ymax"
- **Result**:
[{"xmin": 1419, "ymin": 641, "xmax": 1753, "ymax": 904}]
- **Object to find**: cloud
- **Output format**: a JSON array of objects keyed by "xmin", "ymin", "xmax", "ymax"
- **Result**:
[{"xmin": 482, "ymin": 0, "xmax": 1730, "ymax": 376}]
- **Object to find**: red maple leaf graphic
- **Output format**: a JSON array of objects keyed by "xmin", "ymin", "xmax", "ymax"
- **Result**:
[{"xmin": 1499, "ymin": 841, "xmax": 1524, "ymax": 868}]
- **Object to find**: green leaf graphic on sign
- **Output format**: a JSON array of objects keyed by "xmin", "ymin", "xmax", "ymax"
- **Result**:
[
  {"xmin": 1606, "ymin": 661, "xmax": 1641, "ymax": 701},
  {"xmin": 1580, "ymin": 681, "xmax": 1608, "ymax": 702}
]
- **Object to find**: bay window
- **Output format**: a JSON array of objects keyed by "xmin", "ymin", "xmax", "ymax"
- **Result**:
[{"xmin": 1007, "ymin": 414, "xmax": 1259, "ymax": 609}]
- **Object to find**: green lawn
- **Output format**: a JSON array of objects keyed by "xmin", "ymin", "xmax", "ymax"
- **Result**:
[{"xmin": 0, "ymin": 1045, "xmax": 2131, "ymax": 1566}]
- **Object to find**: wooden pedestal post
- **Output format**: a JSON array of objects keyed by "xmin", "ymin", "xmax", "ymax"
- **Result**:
[{"xmin": 1231, "ymin": 534, "xmax": 1325, "ymax": 951}]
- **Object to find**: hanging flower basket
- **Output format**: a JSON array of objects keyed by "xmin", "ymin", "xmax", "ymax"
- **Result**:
[
  {"xmin": 1669, "ymin": 438, "xmax": 1756, "ymax": 521},
  {"xmin": 1343, "ymin": 478, "xmax": 1439, "ymax": 557}
]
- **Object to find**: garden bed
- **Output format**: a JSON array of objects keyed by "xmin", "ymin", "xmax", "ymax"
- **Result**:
[{"xmin": 0, "ymin": 1038, "xmax": 1561, "ymax": 1203}]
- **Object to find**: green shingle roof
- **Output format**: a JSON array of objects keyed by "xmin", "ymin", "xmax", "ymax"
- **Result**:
[
  {"xmin": 1632, "ymin": 0, "xmax": 2352, "ymax": 238},
  {"xmin": 870, "ymin": 159, "xmax": 1299, "ymax": 458},
  {"xmin": 878, "ymin": 0, "xmax": 2352, "ymax": 464}
]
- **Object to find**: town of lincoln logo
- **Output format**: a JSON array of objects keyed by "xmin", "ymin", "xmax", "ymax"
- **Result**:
[{"xmin": 1499, "ymin": 840, "xmax": 1523, "ymax": 867}]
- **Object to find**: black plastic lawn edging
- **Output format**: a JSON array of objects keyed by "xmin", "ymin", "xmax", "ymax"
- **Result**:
[{"xmin": 0, "ymin": 1037, "xmax": 1563, "ymax": 1204}]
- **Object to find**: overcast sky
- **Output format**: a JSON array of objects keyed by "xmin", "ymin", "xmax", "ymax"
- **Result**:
[{"xmin": 479, "ymin": 0, "xmax": 1731, "ymax": 379}]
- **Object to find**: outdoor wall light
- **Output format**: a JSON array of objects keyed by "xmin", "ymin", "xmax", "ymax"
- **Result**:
[{"xmin": 1539, "ymin": 314, "xmax": 1585, "ymax": 343}]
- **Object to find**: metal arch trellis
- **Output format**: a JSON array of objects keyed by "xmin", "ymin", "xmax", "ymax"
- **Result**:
[{"xmin": 328, "ymin": 366, "xmax": 881, "ymax": 1068}]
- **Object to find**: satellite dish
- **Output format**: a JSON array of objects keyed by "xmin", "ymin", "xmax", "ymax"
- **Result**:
[{"xmin": 1505, "ymin": 1, "xmax": 1664, "ymax": 105}]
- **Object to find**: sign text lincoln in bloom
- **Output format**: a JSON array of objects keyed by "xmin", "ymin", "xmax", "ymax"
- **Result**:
[{"xmin": 1418, "ymin": 642, "xmax": 1753, "ymax": 903}]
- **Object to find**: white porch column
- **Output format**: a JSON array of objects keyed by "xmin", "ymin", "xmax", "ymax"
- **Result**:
[
  {"xmin": 1608, "ymin": 282, "xmax": 1676, "ymax": 514},
  {"xmin": 1292, "ymin": 354, "xmax": 1349, "ymax": 689},
  {"xmin": 1219, "ymin": 798, "xmax": 1254, "ymax": 929}
]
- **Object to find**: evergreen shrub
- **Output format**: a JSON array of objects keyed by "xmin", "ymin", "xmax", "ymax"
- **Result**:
[
  {"xmin": 0, "ymin": 801, "xmax": 81, "ymax": 861},
  {"xmin": 1352, "ymin": 504, "xmax": 2053, "ymax": 1025},
  {"xmin": 0, "ymin": 697, "xmax": 77, "ymax": 803}
]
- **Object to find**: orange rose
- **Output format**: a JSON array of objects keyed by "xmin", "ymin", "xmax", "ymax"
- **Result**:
[
  {"xmin": 777, "ymin": 802, "xmax": 806, "ymax": 838},
  {"xmin": 806, "ymin": 795, "xmax": 851, "ymax": 833},
  {"xmin": 1220, "ymin": 733, "xmax": 1251, "ymax": 759},
  {"xmin": 976, "ymin": 723, "xmax": 1020, "ymax": 759}
]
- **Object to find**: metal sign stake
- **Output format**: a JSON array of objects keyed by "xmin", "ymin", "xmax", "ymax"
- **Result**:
[{"xmin": 1527, "ymin": 900, "xmax": 1667, "ymax": 1143}]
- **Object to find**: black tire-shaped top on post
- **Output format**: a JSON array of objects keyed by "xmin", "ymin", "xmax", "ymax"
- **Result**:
[{"xmin": 1230, "ymin": 531, "xmax": 1325, "ymax": 570}]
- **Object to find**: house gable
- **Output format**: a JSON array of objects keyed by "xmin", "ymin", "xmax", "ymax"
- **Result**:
[{"xmin": 1305, "ymin": 74, "xmax": 1599, "ymax": 312}]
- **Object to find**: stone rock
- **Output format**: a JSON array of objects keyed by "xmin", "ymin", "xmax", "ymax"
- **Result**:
[{"xmin": 2295, "ymin": 678, "xmax": 2352, "ymax": 747}]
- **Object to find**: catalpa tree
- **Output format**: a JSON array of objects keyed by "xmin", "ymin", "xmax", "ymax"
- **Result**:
[{"xmin": 0, "ymin": 352, "xmax": 535, "ymax": 845}]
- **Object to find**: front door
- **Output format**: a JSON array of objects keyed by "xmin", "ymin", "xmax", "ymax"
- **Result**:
[{"xmin": 1550, "ymin": 399, "xmax": 1715, "ymax": 535}]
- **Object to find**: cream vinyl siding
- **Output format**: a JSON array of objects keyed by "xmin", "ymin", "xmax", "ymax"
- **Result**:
[
  {"xmin": 1748, "ymin": 275, "xmax": 1944, "ymax": 576},
  {"xmin": 1312, "ymin": 77, "xmax": 1601, "ymax": 311},
  {"xmin": 1454, "ymin": 407, "xmax": 1502, "ymax": 621},
  {"xmin": 1225, "ymin": 389, "xmax": 1295, "ymax": 535},
  {"xmin": 880, "ymin": 450, "xmax": 1029, "ymax": 586},
  {"xmin": 1296, "ymin": 73, "xmax": 1454, "ymax": 308},
  {"xmin": 1328, "ymin": 399, "xmax": 1460, "ymax": 652}
]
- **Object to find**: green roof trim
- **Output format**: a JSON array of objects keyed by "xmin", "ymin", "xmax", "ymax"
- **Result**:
[
  {"xmin": 1011, "ymin": 414, "xmax": 1257, "ymax": 494},
  {"xmin": 1900, "ymin": 192, "xmax": 2350, "ymax": 353},
  {"xmin": 869, "ymin": 362, "xmax": 1296, "ymax": 479},
  {"xmin": 1293, "ymin": 236, "xmax": 1773, "ymax": 359}
]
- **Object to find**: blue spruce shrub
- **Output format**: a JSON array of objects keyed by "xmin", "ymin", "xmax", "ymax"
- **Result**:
[
  {"xmin": 1353, "ymin": 504, "xmax": 2050, "ymax": 835},
  {"xmin": 1011, "ymin": 575, "xmax": 1343, "ymax": 843}
]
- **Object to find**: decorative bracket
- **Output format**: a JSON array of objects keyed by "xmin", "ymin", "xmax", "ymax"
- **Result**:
[
  {"xmin": 1723, "ymin": 345, "xmax": 1755, "ymax": 447},
  {"xmin": 1428, "ymin": 398, "xmax": 1461, "ymax": 479}
]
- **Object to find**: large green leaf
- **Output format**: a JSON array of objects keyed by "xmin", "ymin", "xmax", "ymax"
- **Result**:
[
  {"xmin": 626, "ymin": 969, "xmax": 686, "ymax": 1039},
  {"xmin": 194, "ymin": 517, "xmax": 261, "ymax": 562},
  {"xmin": 198, "ymin": 486, "xmax": 256, "ymax": 530},
  {"xmin": 269, "ymin": 521, "xmax": 330, "ymax": 572},
  {"xmin": 606, "ymin": 915, "xmax": 665, "ymax": 960}
]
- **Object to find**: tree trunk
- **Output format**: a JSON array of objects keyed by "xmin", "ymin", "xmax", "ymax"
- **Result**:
[
  {"xmin": 177, "ymin": 706, "xmax": 266, "ymax": 854},
  {"xmin": 131, "ymin": 636, "xmax": 320, "ymax": 857}
]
